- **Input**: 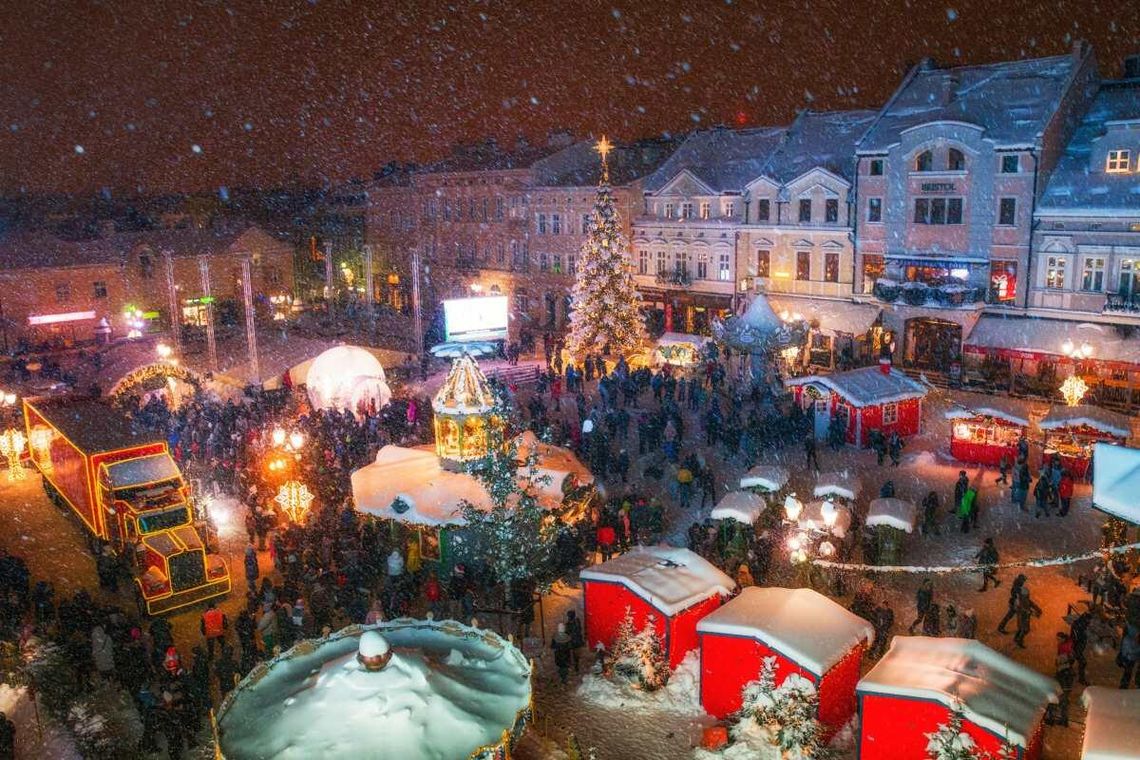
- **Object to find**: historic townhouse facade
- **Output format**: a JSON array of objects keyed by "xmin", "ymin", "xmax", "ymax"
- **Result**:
[{"xmin": 853, "ymin": 43, "xmax": 1099, "ymax": 371}]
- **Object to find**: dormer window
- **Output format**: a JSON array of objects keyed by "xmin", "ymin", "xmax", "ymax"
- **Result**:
[
  {"xmin": 1106, "ymin": 150, "xmax": 1131, "ymax": 173},
  {"xmin": 915, "ymin": 151, "xmax": 933, "ymax": 172},
  {"xmin": 948, "ymin": 149, "xmax": 965, "ymax": 171}
]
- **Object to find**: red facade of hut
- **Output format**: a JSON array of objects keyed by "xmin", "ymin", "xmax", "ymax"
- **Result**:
[
  {"xmin": 945, "ymin": 395, "xmax": 1031, "ymax": 467},
  {"xmin": 697, "ymin": 588, "xmax": 873, "ymax": 738},
  {"xmin": 1039, "ymin": 404, "xmax": 1131, "ymax": 479},
  {"xmin": 786, "ymin": 365, "xmax": 927, "ymax": 448},
  {"xmin": 581, "ymin": 546, "xmax": 735, "ymax": 669},
  {"xmin": 857, "ymin": 638, "xmax": 1059, "ymax": 760}
]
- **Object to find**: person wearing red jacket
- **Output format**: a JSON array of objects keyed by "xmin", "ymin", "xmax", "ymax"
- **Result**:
[
  {"xmin": 424, "ymin": 573, "xmax": 443, "ymax": 619},
  {"xmin": 596, "ymin": 524, "xmax": 616, "ymax": 563},
  {"xmin": 1058, "ymin": 471, "xmax": 1075, "ymax": 516}
]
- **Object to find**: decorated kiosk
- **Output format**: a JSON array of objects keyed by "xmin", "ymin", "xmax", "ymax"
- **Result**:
[
  {"xmin": 581, "ymin": 545, "xmax": 735, "ymax": 669},
  {"xmin": 1080, "ymin": 686, "xmax": 1140, "ymax": 760},
  {"xmin": 215, "ymin": 621, "xmax": 532, "ymax": 760},
  {"xmin": 864, "ymin": 497, "xmax": 917, "ymax": 565},
  {"xmin": 697, "ymin": 587, "xmax": 873, "ymax": 736},
  {"xmin": 654, "ymin": 332, "xmax": 711, "ymax": 368},
  {"xmin": 433, "ymin": 355, "xmax": 502, "ymax": 465},
  {"xmin": 786, "ymin": 365, "xmax": 927, "ymax": 446},
  {"xmin": 1040, "ymin": 404, "xmax": 1131, "ymax": 479},
  {"xmin": 713, "ymin": 293, "xmax": 809, "ymax": 390},
  {"xmin": 305, "ymin": 345, "xmax": 392, "ymax": 415},
  {"xmin": 856, "ymin": 637, "xmax": 1060, "ymax": 760},
  {"xmin": 945, "ymin": 395, "xmax": 1032, "ymax": 467}
]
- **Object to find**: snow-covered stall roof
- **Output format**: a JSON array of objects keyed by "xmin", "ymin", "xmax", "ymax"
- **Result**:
[
  {"xmin": 351, "ymin": 446, "xmax": 491, "ymax": 526},
  {"xmin": 1092, "ymin": 443, "xmax": 1140, "ymax": 525},
  {"xmin": 697, "ymin": 587, "xmax": 874, "ymax": 677},
  {"xmin": 866, "ymin": 498, "xmax": 918, "ymax": 533},
  {"xmin": 710, "ymin": 491, "xmax": 766, "ymax": 524},
  {"xmin": 433, "ymin": 354, "xmax": 497, "ymax": 416},
  {"xmin": 514, "ymin": 430, "xmax": 595, "ymax": 497},
  {"xmin": 943, "ymin": 393, "xmax": 1031, "ymax": 427},
  {"xmin": 798, "ymin": 500, "xmax": 853, "ymax": 539},
  {"xmin": 966, "ymin": 315, "xmax": 1140, "ymax": 366},
  {"xmin": 740, "ymin": 465, "xmax": 790, "ymax": 492},
  {"xmin": 102, "ymin": 453, "xmax": 181, "ymax": 489},
  {"xmin": 1080, "ymin": 686, "xmax": 1140, "ymax": 760},
  {"xmin": 766, "ymin": 296, "xmax": 881, "ymax": 338},
  {"xmin": 785, "ymin": 366, "xmax": 927, "ymax": 408},
  {"xmin": 857, "ymin": 637, "xmax": 1060, "ymax": 748},
  {"xmin": 1040, "ymin": 404, "xmax": 1132, "ymax": 439},
  {"xmin": 217, "ymin": 620, "xmax": 532, "ymax": 760},
  {"xmin": 580, "ymin": 545, "xmax": 735, "ymax": 617},
  {"xmin": 813, "ymin": 471, "xmax": 862, "ymax": 500}
]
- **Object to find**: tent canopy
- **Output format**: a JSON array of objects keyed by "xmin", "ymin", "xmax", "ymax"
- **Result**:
[
  {"xmin": 813, "ymin": 471, "xmax": 862, "ymax": 500},
  {"xmin": 866, "ymin": 498, "xmax": 917, "ymax": 533},
  {"xmin": 305, "ymin": 345, "xmax": 392, "ymax": 413},
  {"xmin": 740, "ymin": 465, "xmax": 790, "ymax": 492},
  {"xmin": 710, "ymin": 490, "xmax": 766, "ymax": 524}
]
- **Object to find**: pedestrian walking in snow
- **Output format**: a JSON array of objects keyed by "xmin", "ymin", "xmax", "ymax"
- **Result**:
[
  {"xmin": 1014, "ymin": 586, "xmax": 1042, "ymax": 648},
  {"xmin": 804, "ymin": 434, "xmax": 820, "ymax": 472},
  {"xmin": 997, "ymin": 574, "xmax": 1027, "ymax": 633},
  {"xmin": 551, "ymin": 623, "xmax": 572, "ymax": 684},
  {"xmin": 908, "ymin": 578, "xmax": 935, "ymax": 634},
  {"xmin": 975, "ymin": 538, "xmax": 1001, "ymax": 592}
]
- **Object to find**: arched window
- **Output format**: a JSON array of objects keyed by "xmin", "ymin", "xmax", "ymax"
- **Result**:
[
  {"xmin": 915, "ymin": 151, "xmax": 933, "ymax": 172},
  {"xmin": 948, "ymin": 149, "xmax": 965, "ymax": 171}
]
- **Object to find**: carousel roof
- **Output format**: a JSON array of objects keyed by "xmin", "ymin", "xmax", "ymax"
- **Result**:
[
  {"xmin": 433, "ymin": 354, "xmax": 497, "ymax": 416},
  {"xmin": 740, "ymin": 293, "xmax": 782, "ymax": 332}
]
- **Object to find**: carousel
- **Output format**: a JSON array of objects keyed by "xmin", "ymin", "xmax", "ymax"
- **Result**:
[
  {"xmin": 712, "ymin": 292, "xmax": 809, "ymax": 390},
  {"xmin": 215, "ymin": 621, "xmax": 533, "ymax": 760}
]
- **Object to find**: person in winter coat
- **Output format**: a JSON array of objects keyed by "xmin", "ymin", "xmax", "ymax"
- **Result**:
[
  {"xmin": 564, "ymin": 610, "xmax": 585, "ymax": 672},
  {"xmin": 1118, "ymin": 624, "xmax": 1140, "ymax": 688},
  {"xmin": 200, "ymin": 601, "xmax": 228, "ymax": 659},
  {"xmin": 423, "ymin": 573, "xmax": 444, "ymax": 619},
  {"xmin": 214, "ymin": 645, "xmax": 239, "ymax": 702},
  {"xmin": 997, "ymin": 454, "xmax": 1010, "ymax": 485},
  {"xmin": 1058, "ymin": 471, "xmax": 1075, "ymax": 516},
  {"xmin": 921, "ymin": 603, "xmax": 942, "ymax": 637},
  {"xmin": 921, "ymin": 491, "xmax": 941, "ymax": 536},
  {"xmin": 256, "ymin": 603, "xmax": 278, "ymax": 654},
  {"xmin": 1033, "ymin": 475, "xmax": 1053, "ymax": 518},
  {"xmin": 909, "ymin": 578, "xmax": 935, "ymax": 634},
  {"xmin": 975, "ymin": 538, "xmax": 1001, "ymax": 592},
  {"xmin": 887, "ymin": 431, "xmax": 903, "ymax": 466},
  {"xmin": 243, "ymin": 544, "xmax": 259, "ymax": 588},
  {"xmin": 91, "ymin": 625, "xmax": 115, "ymax": 678},
  {"xmin": 997, "ymin": 574, "xmax": 1027, "ymax": 633},
  {"xmin": 596, "ymin": 523, "xmax": 616, "ymax": 562},
  {"xmin": 1070, "ymin": 610, "xmax": 1091, "ymax": 685},
  {"xmin": 551, "ymin": 623, "xmax": 573, "ymax": 684},
  {"xmin": 958, "ymin": 485, "xmax": 977, "ymax": 534},
  {"xmin": 953, "ymin": 471, "xmax": 969, "ymax": 515},
  {"xmin": 1052, "ymin": 632, "xmax": 1075, "ymax": 726},
  {"xmin": 1014, "ymin": 586, "xmax": 1042, "ymax": 648}
]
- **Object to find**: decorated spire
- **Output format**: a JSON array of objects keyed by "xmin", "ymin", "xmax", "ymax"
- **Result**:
[{"xmin": 432, "ymin": 354, "xmax": 496, "ymax": 415}]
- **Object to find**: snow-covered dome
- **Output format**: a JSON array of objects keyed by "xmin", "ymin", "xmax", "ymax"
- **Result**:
[
  {"xmin": 740, "ymin": 293, "xmax": 782, "ymax": 332},
  {"xmin": 305, "ymin": 345, "xmax": 392, "ymax": 415},
  {"xmin": 218, "ymin": 620, "xmax": 533, "ymax": 760}
]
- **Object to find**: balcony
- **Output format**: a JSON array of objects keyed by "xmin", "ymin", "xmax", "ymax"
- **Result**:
[
  {"xmin": 1104, "ymin": 292, "xmax": 1140, "ymax": 314},
  {"xmin": 872, "ymin": 278, "xmax": 984, "ymax": 307},
  {"xmin": 655, "ymin": 270, "xmax": 693, "ymax": 287}
]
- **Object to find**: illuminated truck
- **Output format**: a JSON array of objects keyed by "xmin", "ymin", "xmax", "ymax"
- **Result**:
[{"xmin": 24, "ymin": 398, "xmax": 230, "ymax": 614}]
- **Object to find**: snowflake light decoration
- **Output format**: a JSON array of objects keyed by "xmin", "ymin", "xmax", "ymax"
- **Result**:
[
  {"xmin": 1059, "ymin": 375, "xmax": 1088, "ymax": 407},
  {"xmin": 275, "ymin": 480, "xmax": 314, "ymax": 523}
]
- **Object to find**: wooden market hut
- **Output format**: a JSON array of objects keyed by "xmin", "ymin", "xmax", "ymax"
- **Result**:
[
  {"xmin": 1039, "ymin": 404, "xmax": 1132, "ymax": 479},
  {"xmin": 786, "ymin": 365, "xmax": 927, "ymax": 447},
  {"xmin": 945, "ymin": 394, "xmax": 1033, "ymax": 467}
]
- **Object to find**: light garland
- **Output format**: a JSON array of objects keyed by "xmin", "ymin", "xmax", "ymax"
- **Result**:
[
  {"xmin": 813, "ymin": 540, "xmax": 1140, "ymax": 574},
  {"xmin": 0, "ymin": 429, "xmax": 26, "ymax": 481}
]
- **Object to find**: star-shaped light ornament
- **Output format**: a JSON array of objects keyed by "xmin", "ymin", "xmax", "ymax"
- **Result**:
[
  {"xmin": 594, "ymin": 135, "xmax": 614, "ymax": 182},
  {"xmin": 275, "ymin": 480, "xmax": 315, "ymax": 523}
]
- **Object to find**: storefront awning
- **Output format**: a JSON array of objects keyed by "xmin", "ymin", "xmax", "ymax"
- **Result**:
[
  {"xmin": 966, "ymin": 315, "xmax": 1140, "ymax": 367},
  {"xmin": 767, "ymin": 297, "xmax": 881, "ymax": 338},
  {"xmin": 883, "ymin": 252, "xmax": 990, "ymax": 265}
]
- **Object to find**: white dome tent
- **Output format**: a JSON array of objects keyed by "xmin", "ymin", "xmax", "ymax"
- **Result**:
[{"xmin": 305, "ymin": 345, "xmax": 392, "ymax": 415}]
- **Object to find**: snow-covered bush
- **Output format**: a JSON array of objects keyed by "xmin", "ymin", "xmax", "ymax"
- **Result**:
[
  {"xmin": 925, "ymin": 713, "xmax": 1016, "ymax": 760},
  {"xmin": 22, "ymin": 639, "xmax": 79, "ymax": 716},
  {"xmin": 602, "ymin": 608, "xmax": 669, "ymax": 691},
  {"xmin": 730, "ymin": 656, "xmax": 834, "ymax": 759}
]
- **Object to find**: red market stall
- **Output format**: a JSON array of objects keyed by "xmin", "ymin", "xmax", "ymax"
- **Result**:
[
  {"xmin": 945, "ymin": 394, "xmax": 1031, "ymax": 466},
  {"xmin": 581, "ymin": 546, "xmax": 735, "ymax": 669},
  {"xmin": 697, "ymin": 587, "xmax": 873, "ymax": 737},
  {"xmin": 857, "ymin": 637, "xmax": 1060, "ymax": 760},
  {"xmin": 1039, "ymin": 404, "xmax": 1132, "ymax": 479},
  {"xmin": 786, "ymin": 365, "xmax": 928, "ymax": 448}
]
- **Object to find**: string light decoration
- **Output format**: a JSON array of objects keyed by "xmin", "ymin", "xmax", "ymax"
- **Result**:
[
  {"xmin": 275, "ymin": 480, "xmax": 314, "ymax": 523},
  {"xmin": 1059, "ymin": 374, "xmax": 1089, "ymax": 407},
  {"xmin": 0, "ymin": 429, "xmax": 27, "ymax": 481},
  {"xmin": 565, "ymin": 136, "xmax": 648, "ymax": 360},
  {"xmin": 28, "ymin": 426, "xmax": 53, "ymax": 473}
]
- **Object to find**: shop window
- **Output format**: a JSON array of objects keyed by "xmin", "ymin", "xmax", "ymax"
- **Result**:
[
  {"xmin": 1046, "ymin": 256, "xmax": 1066, "ymax": 290},
  {"xmin": 825, "ymin": 199, "xmax": 839, "ymax": 223},
  {"xmin": 756, "ymin": 199, "xmax": 770, "ymax": 222},
  {"xmin": 989, "ymin": 261, "xmax": 1017, "ymax": 302},
  {"xmin": 867, "ymin": 198, "xmax": 882, "ymax": 222},
  {"xmin": 998, "ymin": 197, "xmax": 1016, "ymax": 226},
  {"xmin": 1081, "ymin": 257, "xmax": 1105, "ymax": 292},
  {"xmin": 1001, "ymin": 155, "xmax": 1019, "ymax": 173},
  {"xmin": 914, "ymin": 151, "xmax": 933, "ymax": 172},
  {"xmin": 869, "ymin": 159, "xmax": 884, "ymax": 176},
  {"xmin": 824, "ymin": 252, "xmax": 840, "ymax": 283},
  {"xmin": 756, "ymin": 250, "xmax": 770, "ymax": 278},
  {"xmin": 948, "ymin": 149, "xmax": 965, "ymax": 171},
  {"xmin": 55, "ymin": 283, "xmax": 71, "ymax": 304},
  {"xmin": 92, "ymin": 281, "xmax": 108, "ymax": 299},
  {"xmin": 882, "ymin": 402, "xmax": 899, "ymax": 425},
  {"xmin": 798, "ymin": 199, "xmax": 812, "ymax": 223},
  {"xmin": 796, "ymin": 251, "xmax": 811, "ymax": 281}
]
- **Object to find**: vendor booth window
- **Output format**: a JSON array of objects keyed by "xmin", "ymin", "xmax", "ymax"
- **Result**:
[
  {"xmin": 1082, "ymin": 257, "xmax": 1105, "ymax": 292},
  {"xmin": 882, "ymin": 402, "xmax": 899, "ymax": 425},
  {"xmin": 1046, "ymin": 257, "xmax": 1067, "ymax": 289}
]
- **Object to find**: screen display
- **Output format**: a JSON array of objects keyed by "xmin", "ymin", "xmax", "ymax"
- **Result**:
[{"xmin": 443, "ymin": 296, "xmax": 509, "ymax": 342}]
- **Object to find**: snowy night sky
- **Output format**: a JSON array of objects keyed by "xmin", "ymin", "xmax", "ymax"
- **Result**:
[{"xmin": 1, "ymin": 0, "xmax": 1137, "ymax": 194}]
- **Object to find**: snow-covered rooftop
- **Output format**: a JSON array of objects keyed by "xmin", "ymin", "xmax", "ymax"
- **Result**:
[
  {"xmin": 740, "ymin": 464, "xmax": 790, "ymax": 492},
  {"xmin": 1039, "ymin": 80, "xmax": 1140, "ymax": 214},
  {"xmin": 859, "ymin": 53, "xmax": 1079, "ymax": 153},
  {"xmin": 697, "ymin": 587, "xmax": 874, "ymax": 677},
  {"xmin": 813, "ymin": 471, "xmax": 862, "ymax": 500},
  {"xmin": 1080, "ymin": 686, "xmax": 1140, "ymax": 760},
  {"xmin": 217, "ymin": 620, "xmax": 532, "ymax": 760},
  {"xmin": 433, "ymin": 354, "xmax": 497, "ymax": 415},
  {"xmin": 642, "ymin": 126, "xmax": 787, "ymax": 194},
  {"xmin": 580, "ymin": 545, "xmax": 735, "ymax": 617},
  {"xmin": 1092, "ymin": 443, "xmax": 1140, "ymax": 524},
  {"xmin": 785, "ymin": 366, "xmax": 927, "ymax": 408},
  {"xmin": 530, "ymin": 136, "xmax": 684, "ymax": 188},
  {"xmin": 764, "ymin": 110, "xmax": 877, "ymax": 184},
  {"xmin": 710, "ymin": 490, "xmax": 767, "ymax": 525},
  {"xmin": 857, "ymin": 637, "xmax": 1060, "ymax": 747},
  {"xmin": 966, "ymin": 315, "xmax": 1140, "ymax": 366},
  {"xmin": 866, "ymin": 497, "xmax": 918, "ymax": 533},
  {"xmin": 766, "ymin": 296, "xmax": 881, "ymax": 339},
  {"xmin": 943, "ymin": 392, "xmax": 1032, "ymax": 427},
  {"xmin": 1039, "ymin": 404, "xmax": 1132, "ymax": 439}
]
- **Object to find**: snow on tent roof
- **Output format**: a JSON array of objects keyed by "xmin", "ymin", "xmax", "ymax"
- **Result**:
[
  {"xmin": 739, "ymin": 293, "xmax": 783, "ymax": 332},
  {"xmin": 102, "ymin": 454, "xmax": 181, "ymax": 489},
  {"xmin": 514, "ymin": 430, "xmax": 595, "ymax": 496},
  {"xmin": 966, "ymin": 315, "xmax": 1140, "ymax": 366},
  {"xmin": 580, "ymin": 545, "xmax": 735, "ymax": 617},
  {"xmin": 866, "ymin": 498, "xmax": 918, "ymax": 533},
  {"xmin": 798, "ymin": 500, "xmax": 852, "ymax": 539},
  {"xmin": 697, "ymin": 587, "xmax": 874, "ymax": 677},
  {"xmin": 710, "ymin": 491, "xmax": 766, "ymax": 524},
  {"xmin": 766, "ymin": 296, "xmax": 881, "ymax": 338},
  {"xmin": 786, "ymin": 366, "xmax": 927, "ymax": 408},
  {"xmin": 1080, "ymin": 686, "xmax": 1140, "ymax": 760},
  {"xmin": 1092, "ymin": 443, "xmax": 1140, "ymax": 524},
  {"xmin": 813, "ymin": 471, "xmax": 862, "ymax": 500},
  {"xmin": 740, "ymin": 465, "xmax": 790, "ymax": 492},
  {"xmin": 943, "ymin": 392, "xmax": 1031, "ymax": 427},
  {"xmin": 351, "ymin": 446, "xmax": 491, "ymax": 526},
  {"xmin": 857, "ymin": 637, "xmax": 1060, "ymax": 748},
  {"xmin": 1040, "ymin": 404, "xmax": 1132, "ymax": 439}
]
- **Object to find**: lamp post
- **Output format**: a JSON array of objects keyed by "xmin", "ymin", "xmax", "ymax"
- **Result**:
[{"xmin": 0, "ymin": 429, "xmax": 26, "ymax": 481}]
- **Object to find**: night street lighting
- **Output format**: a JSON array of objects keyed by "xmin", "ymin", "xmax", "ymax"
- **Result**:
[{"xmin": 0, "ymin": 429, "xmax": 27, "ymax": 481}]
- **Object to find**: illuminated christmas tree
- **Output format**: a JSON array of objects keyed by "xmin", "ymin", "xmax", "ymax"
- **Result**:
[{"xmin": 565, "ymin": 137, "xmax": 648, "ymax": 359}]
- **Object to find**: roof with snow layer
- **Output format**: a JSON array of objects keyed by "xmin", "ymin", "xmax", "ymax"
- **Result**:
[
  {"xmin": 641, "ymin": 126, "xmax": 787, "ymax": 194},
  {"xmin": 764, "ymin": 110, "xmax": 878, "ymax": 184},
  {"xmin": 580, "ymin": 545, "xmax": 735, "ymax": 617},
  {"xmin": 859, "ymin": 54, "xmax": 1078, "ymax": 152},
  {"xmin": 785, "ymin": 366, "xmax": 928, "ymax": 408}
]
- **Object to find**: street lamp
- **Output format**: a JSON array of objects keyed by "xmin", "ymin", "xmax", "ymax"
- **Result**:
[
  {"xmin": 0, "ymin": 429, "xmax": 26, "ymax": 481},
  {"xmin": 271, "ymin": 427, "xmax": 286, "ymax": 448}
]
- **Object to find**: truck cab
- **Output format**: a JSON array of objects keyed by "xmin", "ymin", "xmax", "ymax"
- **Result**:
[{"xmin": 99, "ymin": 454, "xmax": 230, "ymax": 614}]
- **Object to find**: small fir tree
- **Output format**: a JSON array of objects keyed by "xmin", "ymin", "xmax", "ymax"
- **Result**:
[
  {"xmin": 733, "ymin": 656, "xmax": 834, "ymax": 759},
  {"xmin": 565, "ymin": 138, "xmax": 647, "ymax": 360},
  {"xmin": 603, "ymin": 608, "xmax": 669, "ymax": 691},
  {"xmin": 925, "ymin": 712, "xmax": 980, "ymax": 760}
]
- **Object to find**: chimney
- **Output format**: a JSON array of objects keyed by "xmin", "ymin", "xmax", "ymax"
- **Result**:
[
  {"xmin": 1124, "ymin": 54, "xmax": 1140, "ymax": 80},
  {"xmin": 1071, "ymin": 39, "xmax": 1090, "ymax": 63}
]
